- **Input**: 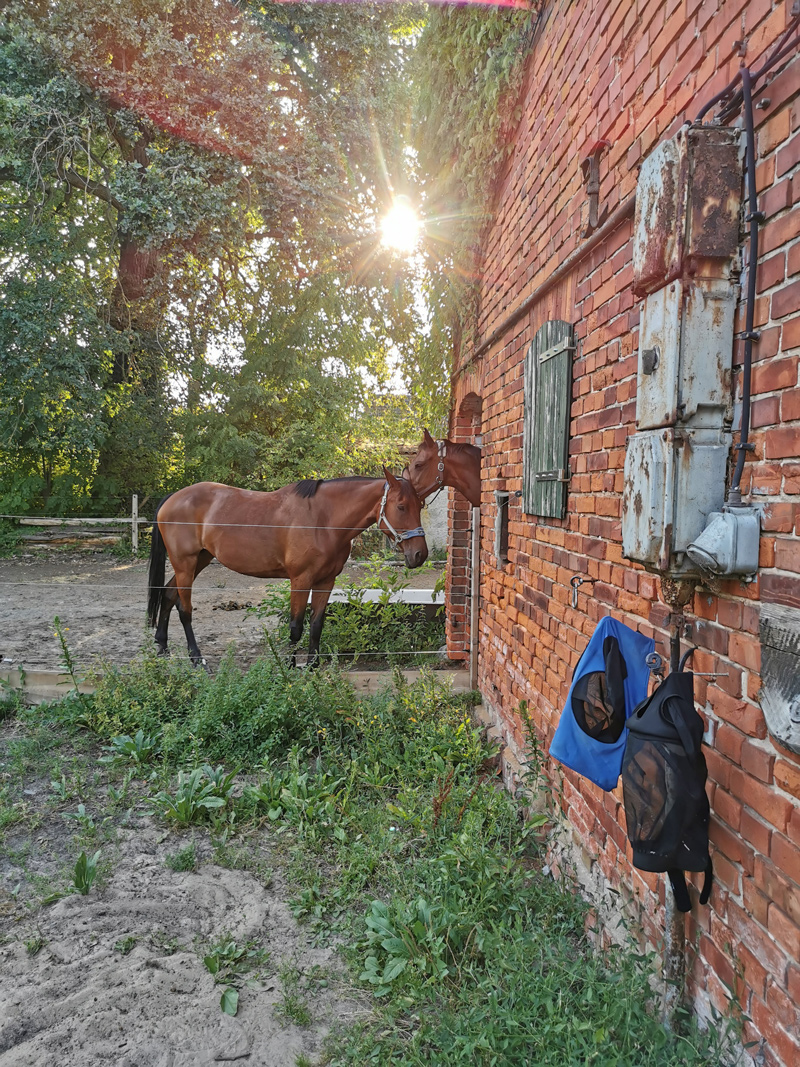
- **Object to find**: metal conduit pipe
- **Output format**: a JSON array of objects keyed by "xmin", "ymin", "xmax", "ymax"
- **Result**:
[
  {"xmin": 471, "ymin": 194, "xmax": 637, "ymax": 361},
  {"xmin": 729, "ymin": 65, "xmax": 760, "ymax": 504}
]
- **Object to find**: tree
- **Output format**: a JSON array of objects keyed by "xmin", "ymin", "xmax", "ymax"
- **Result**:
[{"xmin": 0, "ymin": 0, "xmax": 427, "ymax": 513}]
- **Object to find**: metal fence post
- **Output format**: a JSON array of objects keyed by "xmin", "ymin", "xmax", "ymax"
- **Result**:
[
  {"xmin": 470, "ymin": 506, "xmax": 480, "ymax": 690},
  {"xmin": 131, "ymin": 494, "xmax": 138, "ymax": 555}
]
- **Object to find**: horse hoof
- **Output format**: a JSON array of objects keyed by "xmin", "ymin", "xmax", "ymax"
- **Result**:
[{"xmin": 156, "ymin": 644, "xmax": 169, "ymax": 657}]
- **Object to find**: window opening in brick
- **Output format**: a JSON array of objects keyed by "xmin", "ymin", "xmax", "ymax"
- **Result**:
[{"xmin": 494, "ymin": 490, "xmax": 510, "ymax": 565}]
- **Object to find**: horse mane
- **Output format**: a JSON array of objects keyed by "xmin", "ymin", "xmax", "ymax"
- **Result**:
[
  {"xmin": 446, "ymin": 439, "xmax": 481, "ymax": 458},
  {"xmin": 293, "ymin": 476, "xmax": 376, "ymax": 499}
]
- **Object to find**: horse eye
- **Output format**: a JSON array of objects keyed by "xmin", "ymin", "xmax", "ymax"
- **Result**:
[{"xmin": 398, "ymin": 504, "xmax": 406, "ymax": 511}]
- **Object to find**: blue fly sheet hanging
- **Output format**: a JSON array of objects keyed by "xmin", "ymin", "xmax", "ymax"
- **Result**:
[{"xmin": 550, "ymin": 617, "xmax": 655, "ymax": 790}]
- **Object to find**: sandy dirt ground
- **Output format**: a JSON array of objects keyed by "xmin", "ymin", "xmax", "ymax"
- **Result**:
[
  {"xmin": 0, "ymin": 815, "xmax": 362, "ymax": 1066},
  {"xmin": 0, "ymin": 548, "xmax": 442, "ymax": 674}
]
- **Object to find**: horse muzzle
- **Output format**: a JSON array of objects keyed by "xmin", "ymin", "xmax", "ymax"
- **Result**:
[{"xmin": 403, "ymin": 535, "xmax": 428, "ymax": 569}]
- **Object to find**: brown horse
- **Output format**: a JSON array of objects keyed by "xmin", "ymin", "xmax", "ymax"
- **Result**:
[
  {"xmin": 147, "ymin": 470, "xmax": 427, "ymax": 667},
  {"xmin": 406, "ymin": 429, "xmax": 482, "ymax": 507}
]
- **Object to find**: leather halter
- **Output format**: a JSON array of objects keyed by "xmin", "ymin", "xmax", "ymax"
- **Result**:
[
  {"xmin": 377, "ymin": 481, "xmax": 425, "ymax": 548},
  {"xmin": 416, "ymin": 439, "xmax": 447, "ymax": 501}
]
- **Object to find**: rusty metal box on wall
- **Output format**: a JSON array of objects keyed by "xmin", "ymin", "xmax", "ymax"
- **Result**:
[
  {"xmin": 632, "ymin": 124, "xmax": 741, "ymax": 295},
  {"xmin": 636, "ymin": 276, "xmax": 736, "ymax": 431},
  {"xmin": 623, "ymin": 123, "xmax": 742, "ymax": 577},
  {"xmin": 622, "ymin": 428, "xmax": 731, "ymax": 574}
]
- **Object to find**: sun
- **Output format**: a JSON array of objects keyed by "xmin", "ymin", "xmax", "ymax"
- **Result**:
[{"xmin": 380, "ymin": 195, "xmax": 421, "ymax": 254}]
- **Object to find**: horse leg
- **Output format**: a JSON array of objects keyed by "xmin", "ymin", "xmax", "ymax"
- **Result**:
[
  {"xmin": 288, "ymin": 584, "xmax": 311, "ymax": 668},
  {"xmin": 154, "ymin": 575, "xmax": 179, "ymax": 655},
  {"xmin": 174, "ymin": 551, "xmax": 214, "ymax": 667},
  {"xmin": 307, "ymin": 582, "xmax": 335, "ymax": 669}
]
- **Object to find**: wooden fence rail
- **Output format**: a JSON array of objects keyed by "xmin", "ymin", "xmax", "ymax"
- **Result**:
[{"xmin": 5, "ymin": 496, "xmax": 148, "ymax": 553}]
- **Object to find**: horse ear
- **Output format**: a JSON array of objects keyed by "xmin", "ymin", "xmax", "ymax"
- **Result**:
[
  {"xmin": 383, "ymin": 466, "xmax": 399, "ymax": 488},
  {"xmin": 422, "ymin": 428, "xmax": 435, "ymax": 445}
]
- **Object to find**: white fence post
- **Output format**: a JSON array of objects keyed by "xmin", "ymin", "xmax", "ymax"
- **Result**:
[{"xmin": 131, "ymin": 494, "xmax": 139, "ymax": 555}]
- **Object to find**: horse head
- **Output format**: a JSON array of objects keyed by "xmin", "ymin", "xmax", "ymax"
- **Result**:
[
  {"xmin": 379, "ymin": 467, "xmax": 428, "ymax": 568},
  {"xmin": 406, "ymin": 428, "xmax": 444, "ymax": 502}
]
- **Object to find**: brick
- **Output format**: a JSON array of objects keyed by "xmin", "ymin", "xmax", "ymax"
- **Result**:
[
  {"xmin": 774, "ymin": 758, "xmax": 800, "ymax": 800},
  {"xmin": 772, "ymin": 281, "xmax": 800, "ymax": 322},
  {"xmin": 757, "ymin": 252, "xmax": 786, "ymax": 294},
  {"xmin": 765, "ymin": 426, "xmax": 800, "ymax": 460},
  {"xmin": 728, "ymin": 632, "xmax": 762, "ymax": 673},
  {"xmin": 751, "ymin": 356, "xmax": 798, "ymax": 395},
  {"xmin": 781, "ymin": 388, "xmax": 800, "ymax": 421},
  {"xmin": 729, "ymin": 766, "xmax": 793, "ymax": 832},
  {"xmin": 770, "ymin": 832, "xmax": 800, "ymax": 885},
  {"xmin": 741, "ymin": 808, "xmax": 773, "ymax": 856},
  {"xmin": 768, "ymin": 902, "xmax": 800, "ymax": 962},
  {"xmin": 740, "ymin": 740, "xmax": 774, "ymax": 783}
]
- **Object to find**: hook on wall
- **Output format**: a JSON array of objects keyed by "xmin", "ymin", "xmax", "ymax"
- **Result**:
[{"xmin": 570, "ymin": 574, "xmax": 596, "ymax": 608}]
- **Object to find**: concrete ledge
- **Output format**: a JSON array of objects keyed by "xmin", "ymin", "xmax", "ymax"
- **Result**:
[
  {"xmin": 1, "ymin": 666, "xmax": 470, "ymax": 704},
  {"xmin": 1, "ymin": 669, "xmax": 94, "ymax": 704},
  {"xmin": 327, "ymin": 588, "xmax": 443, "ymax": 620}
]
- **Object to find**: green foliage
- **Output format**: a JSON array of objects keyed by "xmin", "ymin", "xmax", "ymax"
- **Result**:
[
  {"xmin": 255, "ymin": 559, "xmax": 445, "ymax": 666},
  {"xmin": 71, "ymin": 849, "xmax": 101, "ymax": 895},
  {"xmin": 83, "ymin": 651, "xmax": 361, "ymax": 769},
  {"xmin": 413, "ymin": 7, "xmax": 538, "ymax": 351},
  {"xmin": 0, "ymin": 520, "xmax": 21, "ymax": 557},
  {"xmin": 165, "ymin": 841, "xmax": 197, "ymax": 873},
  {"xmin": 148, "ymin": 765, "xmax": 236, "ymax": 826},
  {"xmin": 30, "ymin": 653, "xmax": 735, "ymax": 1065},
  {"xmin": 0, "ymin": 1, "xmax": 431, "ymax": 513},
  {"xmin": 99, "ymin": 728, "xmax": 160, "ymax": 768}
]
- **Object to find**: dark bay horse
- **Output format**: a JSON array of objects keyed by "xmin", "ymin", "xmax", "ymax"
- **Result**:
[
  {"xmin": 406, "ymin": 428, "xmax": 482, "ymax": 507},
  {"xmin": 147, "ymin": 470, "xmax": 427, "ymax": 666}
]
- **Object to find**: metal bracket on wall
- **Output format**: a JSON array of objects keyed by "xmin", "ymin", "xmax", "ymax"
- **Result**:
[{"xmin": 581, "ymin": 139, "xmax": 611, "ymax": 236}]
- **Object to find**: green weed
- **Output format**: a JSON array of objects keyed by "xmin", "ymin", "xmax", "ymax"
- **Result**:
[
  {"xmin": 71, "ymin": 849, "xmax": 101, "ymax": 895},
  {"xmin": 114, "ymin": 935, "xmax": 138, "ymax": 955},
  {"xmin": 165, "ymin": 841, "xmax": 197, "ymax": 872},
  {"xmin": 278, "ymin": 962, "xmax": 312, "ymax": 1027},
  {"xmin": 99, "ymin": 729, "xmax": 160, "ymax": 768},
  {"xmin": 148, "ymin": 765, "xmax": 235, "ymax": 826},
  {"xmin": 24, "ymin": 932, "xmax": 45, "ymax": 955}
]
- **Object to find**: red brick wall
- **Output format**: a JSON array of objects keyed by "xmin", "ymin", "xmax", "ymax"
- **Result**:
[{"xmin": 450, "ymin": 1, "xmax": 800, "ymax": 1062}]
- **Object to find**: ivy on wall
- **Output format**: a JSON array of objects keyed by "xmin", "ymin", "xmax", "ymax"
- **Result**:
[{"xmin": 413, "ymin": 5, "xmax": 540, "ymax": 357}]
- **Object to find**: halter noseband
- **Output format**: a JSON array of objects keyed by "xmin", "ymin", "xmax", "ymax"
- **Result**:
[{"xmin": 377, "ymin": 481, "xmax": 425, "ymax": 548}]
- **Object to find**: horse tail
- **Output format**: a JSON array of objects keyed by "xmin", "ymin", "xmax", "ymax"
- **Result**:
[{"xmin": 147, "ymin": 494, "xmax": 174, "ymax": 628}]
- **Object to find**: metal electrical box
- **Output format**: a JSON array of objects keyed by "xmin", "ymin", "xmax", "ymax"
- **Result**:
[
  {"xmin": 636, "ymin": 277, "xmax": 736, "ymax": 430},
  {"xmin": 622, "ymin": 428, "xmax": 731, "ymax": 573},
  {"xmin": 623, "ymin": 124, "xmax": 742, "ymax": 577},
  {"xmin": 632, "ymin": 124, "xmax": 741, "ymax": 295}
]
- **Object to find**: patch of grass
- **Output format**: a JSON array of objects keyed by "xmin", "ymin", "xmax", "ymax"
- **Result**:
[
  {"xmin": 74, "ymin": 650, "xmax": 362, "ymax": 770},
  {"xmin": 277, "ymin": 962, "xmax": 312, "ymax": 1027},
  {"xmin": 148, "ymin": 930, "xmax": 183, "ymax": 956},
  {"xmin": 23, "ymin": 932, "xmax": 46, "ymax": 955},
  {"xmin": 0, "ymin": 786, "xmax": 28, "ymax": 832},
  {"xmin": 165, "ymin": 841, "xmax": 197, "ymax": 872}
]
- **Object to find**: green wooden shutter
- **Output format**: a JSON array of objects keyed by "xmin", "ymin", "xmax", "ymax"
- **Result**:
[{"xmin": 523, "ymin": 320, "xmax": 575, "ymax": 518}]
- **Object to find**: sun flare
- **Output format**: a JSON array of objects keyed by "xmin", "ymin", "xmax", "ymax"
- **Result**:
[{"xmin": 380, "ymin": 196, "xmax": 421, "ymax": 254}]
